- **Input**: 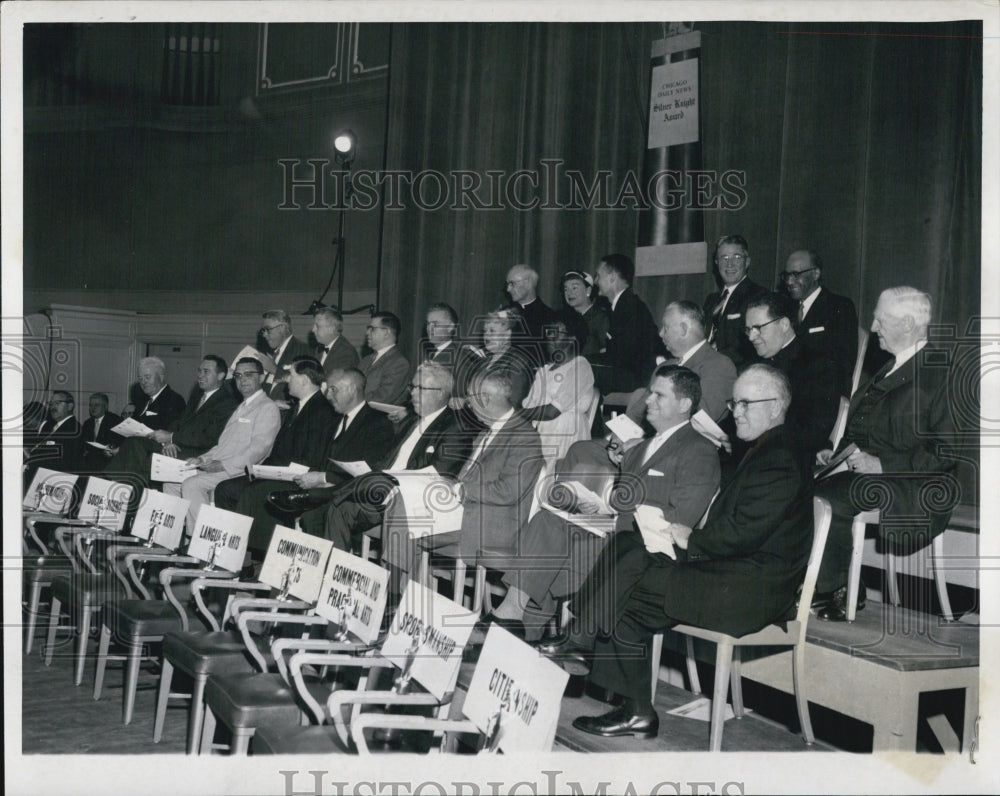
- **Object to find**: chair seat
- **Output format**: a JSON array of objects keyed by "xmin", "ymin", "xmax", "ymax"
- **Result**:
[
  {"xmin": 204, "ymin": 672, "xmax": 304, "ymax": 729},
  {"xmin": 51, "ymin": 573, "xmax": 120, "ymax": 606},
  {"xmin": 252, "ymin": 724, "xmax": 347, "ymax": 754},
  {"xmin": 163, "ymin": 631, "xmax": 253, "ymax": 677},
  {"xmin": 26, "ymin": 556, "xmax": 74, "ymax": 582},
  {"xmin": 104, "ymin": 600, "xmax": 185, "ymax": 639}
]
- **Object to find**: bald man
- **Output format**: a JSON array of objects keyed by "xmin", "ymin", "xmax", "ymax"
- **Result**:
[{"xmin": 506, "ymin": 264, "xmax": 558, "ymax": 369}]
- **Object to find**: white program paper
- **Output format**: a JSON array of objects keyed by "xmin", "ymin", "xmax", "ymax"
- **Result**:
[
  {"xmin": 387, "ymin": 467, "xmax": 463, "ymax": 537},
  {"xmin": 330, "ymin": 459, "xmax": 372, "ymax": 477},
  {"xmin": 249, "ymin": 462, "xmax": 309, "ymax": 481},
  {"xmin": 150, "ymin": 453, "xmax": 197, "ymax": 483},
  {"xmin": 110, "ymin": 417, "xmax": 155, "ymax": 438},
  {"xmin": 634, "ymin": 503, "xmax": 677, "ymax": 559},
  {"xmin": 605, "ymin": 413, "xmax": 644, "ymax": 443}
]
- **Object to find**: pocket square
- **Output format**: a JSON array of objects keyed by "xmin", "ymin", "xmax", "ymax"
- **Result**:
[
  {"xmin": 808, "ymin": 326, "xmax": 825, "ymax": 333},
  {"xmin": 648, "ymin": 468, "xmax": 664, "ymax": 476},
  {"xmin": 726, "ymin": 312, "xmax": 741, "ymax": 320},
  {"xmin": 145, "ymin": 410, "xmax": 158, "ymax": 416}
]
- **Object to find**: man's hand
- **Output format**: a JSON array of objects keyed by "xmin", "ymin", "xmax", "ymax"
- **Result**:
[
  {"xmin": 197, "ymin": 459, "xmax": 224, "ymax": 473},
  {"xmin": 815, "ymin": 448, "xmax": 834, "ymax": 466},
  {"xmin": 666, "ymin": 522, "xmax": 694, "ymax": 550},
  {"xmin": 387, "ymin": 406, "xmax": 409, "ymax": 423},
  {"xmin": 162, "ymin": 443, "xmax": 180, "ymax": 458},
  {"xmin": 273, "ymin": 399, "xmax": 291, "ymax": 411},
  {"xmin": 846, "ymin": 449, "xmax": 882, "ymax": 474},
  {"xmin": 103, "ymin": 447, "xmax": 118, "ymax": 458},
  {"xmin": 152, "ymin": 430, "xmax": 172, "ymax": 445},
  {"xmin": 575, "ymin": 498, "xmax": 600, "ymax": 515},
  {"xmin": 293, "ymin": 472, "xmax": 328, "ymax": 489}
]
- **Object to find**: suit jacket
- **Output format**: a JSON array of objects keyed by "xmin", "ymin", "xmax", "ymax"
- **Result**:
[
  {"xmin": 378, "ymin": 408, "xmax": 473, "ymax": 478},
  {"xmin": 591, "ymin": 288, "xmax": 665, "ymax": 392},
  {"xmin": 764, "ymin": 336, "xmax": 840, "ymax": 464},
  {"xmin": 267, "ymin": 335, "xmax": 314, "ymax": 400},
  {"xmin": 134, "ymin": 385, "xmax": 187, "ymax": 431},
  {"xmin": 704, "ymin": 277, "xmax": 767, "ymax": 368},
  {"xmin": 613, "ymin": 422, "xmax": 721, "ymax": 532},
  {"xmin": 459, "ymin": 413, "xmax": 544, "ymax": 559},
  {"xmin": 512, "ymin": 298, "xmax": 559, "ymax": 370},
  {"xmin": 322, "ymin": 403, "xmax": 395, "ymax": 481},
  {"xmin": 317, "ymin": 335, "xmax": 360, "ymax": 377},
  {"xmin": 667, "ymin": 424, "xmax": 814, "ymax": 637},
  {"xmin": 201, "ymin": 390, "xmax": 282, "ymax": 476},
  {"xmin": 168, "ymin": 386, "xmax": 240, "ymax": 457},
  {"xmin": 80, "ymin": 411, "xmax": 123, "ymax": 469},
  {"xmin": 25, "ymin": 415, "xmax": 85, "ymax": 477},
  {"xmin": 796, "ymin": 287, "xmax": 859, "ymax": 397},
  {"xmin": 264, "ymin": 390, "xmax": 336, "ymax": 469},
  {"xmin": 359, "ymin": 346, "xmax": 411, "ymax": 406},
  {"xmin": 838, "ymin": 345, "xmax": 957, "ymax": 539}
]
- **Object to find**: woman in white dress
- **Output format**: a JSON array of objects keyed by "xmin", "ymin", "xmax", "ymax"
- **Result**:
[{"xmin": 522, "ymin": 316, "xmax": 596, "ymax": 468}]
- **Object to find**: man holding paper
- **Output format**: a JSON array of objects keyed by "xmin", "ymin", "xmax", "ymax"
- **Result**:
[
  {"xmin": 300, "ymin": 362, "xmax": 473, "ymax": 549},
  {"xmin": 162, "ymin": 357, "xmax": 282, "ymax": 535},
  {"xmin": 556, "ymin": 365, "xmax": 813, "ymax": 739},
  {"xmin": 489, "ymin": 365, "xmax": 719, "ymax": 638},
  {"xmin": 213, "ymin": 357, "xmax": 336, "ymax": 555}
]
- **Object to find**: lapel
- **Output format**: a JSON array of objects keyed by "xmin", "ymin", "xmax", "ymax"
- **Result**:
[
  {"xmin": 331, "ymin": 404, "xmax": 370, "ymax": 454},
  {"xmin": 626, "ymin": 423, "xmax": 690, "ymax": 475}
]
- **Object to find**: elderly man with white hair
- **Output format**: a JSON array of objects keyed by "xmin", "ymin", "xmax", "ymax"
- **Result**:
[
  {"xmin": 811, "ymin": 286, "xmax": 958, "ymax": 621},
  {"xmin": 506, "ymin": 263, "xmax": 558, "ymax": 369}
]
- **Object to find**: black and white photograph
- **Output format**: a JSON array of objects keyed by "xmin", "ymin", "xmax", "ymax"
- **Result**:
[{"xmin": 4, "ymin": 1, "xmax": 997, "ymax": 794}]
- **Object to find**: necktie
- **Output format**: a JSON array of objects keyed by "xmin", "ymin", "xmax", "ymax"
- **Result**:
[
  {"xmin": 709, "ymin": 288, "xmax": 729, "ymax": 343},
  {"xmin": 459, "ymin": 430, "xmax": 492, "ymax": 479},
  {"xmin": 334, "ymin": 414, "xmax": 347, "ymax": 438},
  {"xmin": 197, "ymin": 393, "xmax": 208, "ymax": 410},
  {"xmin": 320, "ymin": 345, "xmax": 331, "ymax": 365},
  {"xmin": 797, "ymin": 301, "xmax": 805, "ymax": 324}
]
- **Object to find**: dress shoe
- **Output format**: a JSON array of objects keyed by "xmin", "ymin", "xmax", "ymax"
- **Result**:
[
  {"xmin": 816, "ymin": 585, "xmax": 865, "ymax": 622},
  {"xmin": 534, "ymin": 633, "xmax": 591, "ymax": 658},
  {"xmin": 266, "ymin": 489, "xmax": 330, "ymax": 515},
  {"xmin": 572, "ymin": 704, "xmax": 659, "ymax": 740}
]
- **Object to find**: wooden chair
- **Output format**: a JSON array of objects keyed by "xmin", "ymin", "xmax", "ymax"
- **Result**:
[{"xmin": 654, "ymin": 496, "xmax": 833, "ymax": 751}]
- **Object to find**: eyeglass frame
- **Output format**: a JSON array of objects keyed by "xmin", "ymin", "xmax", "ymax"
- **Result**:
[
  {"xmin": 743, "ymin": 316, "xmax": 783, "ymax": 337},
  {"xmin": 781, "ymin": 266, "xmax": 818, "ymax": 281},
  {"xmin": 409, "ymin": 383, "xmax": 442, "ymax": 391},
  {"xmin": 716, "ymin": 253, "xmax": 747, "ymax": 265},
  {"xmin": 726, "ymin": 397, "xmax": 778, "ymax": 413},
  {"xmin": 259, "ymin": 324, "xmax": 287, "ymax": 335}
]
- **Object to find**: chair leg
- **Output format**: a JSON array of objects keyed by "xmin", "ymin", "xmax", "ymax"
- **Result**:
[
  {"xmin": 153, "ymin": 658, "xmax": 173, "ymax": 743},
  {"xmin": 708, "ymin": 640, "xmax": 734, "ymax": 752},
  {"xmin": 684, "ymin": 635, "xmax": 702, "ymax": 695},
  {"xmin": 187, "ymin": 675, "xmax": 209, "ymax": 755},
  {"xmin": 729, "ymin": 647, "xmax": 744, "ymax": 718},
  {"xmin": 791, "ymin": 641, "xmax": 814, "ymax": 744},
  {"xmin": 231, "ymin": 727, "xmax": 254, "ymax": 755},
  {"xmin": 24, "ymin": 580, "xmax": 45, "ymax": 654},
  {"xmin": 123, "ymin": 641, "xmax": 143, "ymax": 725},
  {"xmin": 93, "ymin": 624, "xmax": 112, "ymax": 699},
  {"xmin": 886, "ymin": 552, "xmax": 901, "ymax": 606},
  {"xmin": 650, "ymin": 633, "xmax": 663, "ymax": 703},
  {"xmin": 932, "ymin": 535, "xmax": 954, "ymax": 621},
  {"xmin": 847, "ymin": 517, "xmax": 866, "ymax": 622},
  {"xmin": 198, "ymin": 706, "xmax": 217, "ymax": 755},
  {"xmin": 44, "ymin": 596, "xmax": 62, "ymax": 666},
  {"xmin": 75, "ymin": 605, "xmax": 94, "ymax": 686}
]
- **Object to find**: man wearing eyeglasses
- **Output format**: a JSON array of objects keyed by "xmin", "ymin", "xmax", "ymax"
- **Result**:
[
  {"xmin": 24, "ymin": 390, "xmax": 85, "ymax": 480},
  {"xmin": 505, "ymin": 264, "xmax": 558, "ymax": 369},
  {"xmin": 554, "ymin": 365, "xmax": 812, "ymax": 740},
  {"xmin": 311, "ymin": 306, "xmax": 359, "ymax": 377},
  {"xmin": 703, "ymin": 234, "xmax": 767, "ymax": 368},
  {"xmin": 259, "ymin": 309, "xmax": 312, "ymax": 403},
  {"xmin": 782, "ymin": 250, "xmax": 859, "ymax": 398},
  {"xmin": 744, "ymin": 293, "xmax": 840, "ymax": 466},
  {"xmin": 359, "ymin": 311, "xmax": 411, "ymax": 406}
]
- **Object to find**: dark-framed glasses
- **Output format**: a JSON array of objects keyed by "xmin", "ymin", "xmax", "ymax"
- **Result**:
[
  {"xmin": 781, "ymin": 267, "xmax": 818, "ymax": 281},
  {"xmin": 726, "ymin": 397, "xmax": 778, "ymax": 413},
  {"xmin": 409, "ymin": 383, "xmax": 442, "ymax": 392},
  {"xmin": 717, "ymin": 253, "xmax": 746, "ymax": 265},
  {"xmin": 743, "ymin": 317, "xmax": 782, "ymax": 336}
]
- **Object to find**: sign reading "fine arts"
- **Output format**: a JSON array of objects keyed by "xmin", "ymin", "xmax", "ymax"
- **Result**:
[{"xmin": 648, "ymin": 57, "xmax": 699, "ymax": 148}]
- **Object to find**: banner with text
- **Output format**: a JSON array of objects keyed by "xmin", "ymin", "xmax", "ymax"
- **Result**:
[
  {"xmin": 260, "ymin": 525, "xmax": 334, "ymax": 603},
  {"xmin": 462, "ymin": 625, "xmax": 570, "ymax": 753},
  {"xmin": 187, "ymin": 504, "xmax": 252, "ymax": 572},
  {"xmin": 380, "ymin": 580, "xmax": 477, "ymax": 700},
  {"xmin": 648, "ymin": 57, "xmax": 699, "ymax": 148},
  {"xmin": 314, "ymin": 547, "xmax": 389, "ymax": 644},
  {"xmin": 131, "ymin": 488, "xmax": 189, "ymax": 550}
]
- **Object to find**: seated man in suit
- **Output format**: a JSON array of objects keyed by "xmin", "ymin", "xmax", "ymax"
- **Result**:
[
  {"xmin": 163, "ymin": 357, "xmax": 282, "ymax": 535},
  {"xmin": 546, "ymin": 365, "xmax": 813, "ymax": 740},
  {"xmin": 259, "ymin": 309, "xmax": 313, "ymax": 404},
  {"xmin": 812, "ymin": 287, "xmax": 958, "ymax": 621},
  {"xmin": 80, "ymin": 392, "xmax": 122, "ymax": 470},
  {"xmin": 301, "ymin": 362, "xmax": 473, "ymax": 551},
  {"xmin": 213, "ymin": 357, "xmax": 336, "ymax": 558},
  {"xmin": 587, "ymin": 253, "xmax": 665, "ymax": 394},
  {"xmin": 782, "ymin": 249, "xmax": 859, "ymax": 398},
  {"xmin": 745, "ymin": 292, "xmax": 840, "ymax": 466},
  {"xmin": 381, "ymin": 367, "xmax": 543, "ymax": 593},
  {"xmin": 704, "ymin": 234, "xmax": 767, "ymax": 368},
  {"xmin": 360, "ymin": 311, "xmax": 411, "ymax": 406},
  {"xmin": 104, "ymin": 355, "xmax": 238, "ymax": 489},
  {"xmin": 266, "ymin": 367, "xmax": 395, "ymax": 534},
  {"xmin": 421, "ymin": 302, "xmax": 462, "ymax": 367},
  {"xmin": 488, "ymin": 365, "xmax": 720, "ymax": 640},
  {"xmin": 130, "ymin": 356, "xmax": 187, "ymax": 431},
  {"xmin": 24, "ymin": 390, "xmax": 85, "ymax": 481},
  {"xmin": 311, "ymin": 306, "xmax": 359, "ymax": 376}
]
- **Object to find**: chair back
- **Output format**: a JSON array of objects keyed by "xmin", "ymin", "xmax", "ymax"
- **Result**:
[
  {"xmin": 850, "ymin": 326, "xmax": 870, "ymax": 397},
  {"xmin": 586, "ymin": 386, "xmax": 602, "ymax": 432},
  {"xmin": 794, "ymin": 497, "xmax": 833, "ymax": 625},
  {"xmin": 829, "ymin": 396, "xmax": 851, "ymax": 450}
]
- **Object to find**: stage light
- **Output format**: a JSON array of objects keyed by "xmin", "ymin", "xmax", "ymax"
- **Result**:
[{"xmin": 333, "ymin": 130, "xmax": 357, "ymax": 165}]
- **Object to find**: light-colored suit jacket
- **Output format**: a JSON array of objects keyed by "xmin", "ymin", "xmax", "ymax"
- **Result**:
[
  {"xmin": 359, "ymin": 345, "xmax": 411, "ymax": 405},
  {"xmin": 201, "ymin": 389, "xmax": 282, "ymax": 476}
]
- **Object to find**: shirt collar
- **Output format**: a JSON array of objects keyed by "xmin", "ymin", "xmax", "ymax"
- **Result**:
[
  {"xmin": 373, "ymin": 343, "xmax": 395, "ymax": 359},
  {"xmin": 886, "ymin": 339, "xmax": 927, "ymax": 376},
  {"xmin": 417, "ymin": 405, "xmax": 447, "ymax": 432},
  {"xmin": 489, "ymin": 408, "xmax": 515, "ymax": 432},
  {"xmin": 800, "ymin": 285, "xmax": 822, "ymax": 315},
  {"xmin": 146, "ymin": 385, "xmax": 166, "ymax": 404},
  {"xmin": 677, "ymin": 339, "xmax": 706, "ymax": 365},
  {"xmin": 341, "ymin": 401, "xmax": 366, "ymax": 428},
  {"xmin": 273, "ymin": 336, "xmax": 291, "ymax": 360},
  {"xmin": 610, "ymin": 287, "xmax": 627, "ymax": 312},
  {"xmin": 242, "ymin": 388, "xmax": 265, "ymax": 407}
]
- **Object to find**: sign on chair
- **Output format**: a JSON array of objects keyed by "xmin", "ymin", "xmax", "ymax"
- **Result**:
[
  {"xmin": 259, "ymin": 525, "xmax": 334, "ymax": 603},
  {"xmin": 186, "ymin": 504, "xmax": 252, "ymax": 572},
  {"xmin": 462, "ymin": 625, "xmax": 570, "ymax": 753},
  {"xmin": 380, "ymin": 580, "xmax": 477, "ymax": 700},
  {"xmin": 22, "ymin": 468, "xmax": 79, "ymax": 515},
  {"xmin": 314, "ymin": 547, "xmax": 389, "ymax": 644},
  {"xmin": 76, "ymin": 476, "xmax": 134, "ymax": 531},
  {"xmin": 131, "ymin": 488, "xmax": 190, "ymax": 551}
]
